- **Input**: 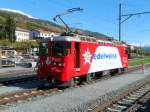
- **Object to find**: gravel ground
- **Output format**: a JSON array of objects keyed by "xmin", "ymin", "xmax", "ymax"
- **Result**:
[{"xmin": 1, "ymin": 68, "xmax": 150, "ymax": 112}]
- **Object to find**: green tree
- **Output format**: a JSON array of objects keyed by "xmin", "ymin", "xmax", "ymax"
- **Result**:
[
  {"xmin": 14, "ymin": 40, "xmax": 39, "ymax": 53},
  {"xmin": 5, "ymin": 16, "xmax": 16, "ymax": 42},
  {"xmin": 0, "ymin": 31, "xmax": 6, "ymax": 39},
  {"xmin": 0, "ymin": 24, "xmax": 6, "ymax": 39}
]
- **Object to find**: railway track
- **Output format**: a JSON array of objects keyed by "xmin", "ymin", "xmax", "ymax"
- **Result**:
[
  {"xmin": 0, "ymin": 88, "xmax": 58, "ymax": 105},
  {"xmin": 0, "ymin": 70, "xmax": 36, "ymax": 86},
  {"xmin": 0, "ymin": 75, "xmax": 113, "ymax": 105},
  {"xmin": 0, "ymin": 64, "xmax": 148, "ymax": 86},
  {"xmin": 83, "ymin": 64, "xmax": 150, "ymax": 112},
  {"xmin": 0, "ymin": 75, "xmax": 37, "ymax": 86},
  {"xmin": 92, "ymin": 81, "xmax": 150, "ymax": 112},
  {"xmin": 0, "ymin": 64, "xmax": 149, "ymax": 106}
]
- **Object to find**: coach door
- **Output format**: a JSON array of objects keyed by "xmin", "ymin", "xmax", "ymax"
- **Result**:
[{"xmin": 74, "ymin": 42, "xmax": 80, "ymax": 69}]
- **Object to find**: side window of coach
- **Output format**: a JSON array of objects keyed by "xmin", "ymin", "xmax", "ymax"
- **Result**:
[{"xmin": 39, "ymin": 43, "xmax": 48, "ymax": 55}]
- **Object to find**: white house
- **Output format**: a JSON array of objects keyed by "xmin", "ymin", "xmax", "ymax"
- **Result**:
[
  {"xmin": 15, "ymin": 27, "xmax": 30, "ymax": 41},
  {"xmin": 31, "ymin": 29, "xmax": 58, "ymax": 39}
]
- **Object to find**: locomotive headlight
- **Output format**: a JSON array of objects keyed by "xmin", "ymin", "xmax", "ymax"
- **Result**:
[{"xmin": 58, "ymin": 63, "xmax": 64, "ymax": 67}]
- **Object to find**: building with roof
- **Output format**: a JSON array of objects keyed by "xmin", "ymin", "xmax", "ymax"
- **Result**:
[
  {"xmin": 15, "ymin": 27, "xmax": 30, "ymax": 41},
  {"xmin": 30, "ymin": 29, "xmax": 58, "ymax": 39}
]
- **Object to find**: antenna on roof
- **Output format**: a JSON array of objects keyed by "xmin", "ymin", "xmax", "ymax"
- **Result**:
[{"xmin": 53, "ymin": 7, "xmax": 83, "ymax": 34}]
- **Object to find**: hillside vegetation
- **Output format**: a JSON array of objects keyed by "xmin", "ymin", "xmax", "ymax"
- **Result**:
[{"xmin": 0, "ymin": 9, "xmax": 110, "ymax": 40}]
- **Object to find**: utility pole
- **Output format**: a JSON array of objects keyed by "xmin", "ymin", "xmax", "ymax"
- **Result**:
[
  {"xmin": 118, "ymin": 3, "xmax": 150, "ymax": 41},
  {"xmin": 119, "ymin": 3, "xmax": 121, "ymax": 41}
]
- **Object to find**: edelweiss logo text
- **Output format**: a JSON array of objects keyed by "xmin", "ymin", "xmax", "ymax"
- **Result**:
[{"xmin": 82, "ymin": 48, "xmax": 92, "ymax": 64}]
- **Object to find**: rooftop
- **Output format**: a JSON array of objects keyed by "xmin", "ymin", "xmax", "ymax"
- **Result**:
[{"xmin": 16, "ymin": 27, "xmax": 30, "ymax": 32}]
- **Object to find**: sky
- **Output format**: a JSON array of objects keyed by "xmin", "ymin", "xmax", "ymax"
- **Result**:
[{"xmin": 0, "ymin": 0, "xmax": 150, "ymax": 46}]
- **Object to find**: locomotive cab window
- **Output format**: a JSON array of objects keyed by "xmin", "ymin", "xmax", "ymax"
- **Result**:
[
  {"xmin": 51, "ymin": 41, "xmax": 71, "ymax": 56},
  {"xmin": 39, "ymin": 43, "xmax": 48, "ymax": 55}
]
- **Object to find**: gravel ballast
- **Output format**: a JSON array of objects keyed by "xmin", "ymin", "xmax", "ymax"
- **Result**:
[{"xmin": 1, "ymin": 68, "xmax": 150, "ymax": 112}]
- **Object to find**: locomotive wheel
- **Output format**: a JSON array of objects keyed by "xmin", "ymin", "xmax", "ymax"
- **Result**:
[
  {"xmin": 123, "ymin": 68, "xmax": 127, "ymax": 72},
  {"xmin": 43, "ymin": 77, "xmax": 51, "ymax": 87},
  {"xmin": 69, "ymin": 78, "xmax": 75, "ymax": 87},
  {"xmin": 118, "ymin": 68, "xmax": 122, "ymax": 74},
  {"xmin": 86, "ymin": 73, "xmax": 92, "ymax": 81}
]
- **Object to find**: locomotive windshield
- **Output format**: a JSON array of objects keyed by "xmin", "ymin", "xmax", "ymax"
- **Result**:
[
  {"xmin": 39, "ymin": 43, "xmax": 48, "ymax": 55},
  {"xmin": 52, "ymin": 41, "xmax": 70, "ymax": 56}
]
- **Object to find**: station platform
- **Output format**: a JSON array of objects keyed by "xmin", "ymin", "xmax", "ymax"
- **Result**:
[{"xmin": 0, "ymin": 66, "xmax": 34, "ymax": 74}]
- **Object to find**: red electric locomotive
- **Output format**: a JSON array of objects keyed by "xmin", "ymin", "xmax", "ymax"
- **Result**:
[{"xmin": 37, "ymin": 34, "xmax": 128, "ymax": 86}]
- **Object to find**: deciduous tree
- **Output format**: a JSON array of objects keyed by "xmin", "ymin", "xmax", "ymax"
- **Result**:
[{"xmin": 5, "ymin": 16, "xmax": 16, "ymax": 42}]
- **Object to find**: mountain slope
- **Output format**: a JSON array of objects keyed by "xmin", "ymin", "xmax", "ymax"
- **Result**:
[
  {"xmin": 0, "ymin": 8, "xmax": 35, "ymax": 18},
  {"xmin": 144, "ymin": 46, "xmax": 150, "ymax": 51},
  {"xmin": 0, "ymin": 8, "xmax": 110, "ymax": 40}
]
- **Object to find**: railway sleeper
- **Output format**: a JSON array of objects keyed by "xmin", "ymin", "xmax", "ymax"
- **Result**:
[
  {"xmin": 122, "ymin": 98, "xmax": 134, "ymax": 103},
  {"xmin": 112, "ymin": 104, "xmax": 127, "ymax": 110},
  {"xmin": 129, "ymin": 94, "xmax": 141, "ymax": 99},
  {"xmin": 117, "ymin": 101, "xmax": 132, "ymax": 106},
  {"xmin": 106, "ymin": 107, "xmax": 122, "ymax": 112},
  {"xmin": 126, "ymin": 96, "xmax": 138, "ymax": 100},
  {"xmin": 113, "ymin": 104, "xmax": 127, "ymax": 109}
]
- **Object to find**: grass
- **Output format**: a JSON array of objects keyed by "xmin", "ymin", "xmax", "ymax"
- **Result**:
[{"xmin": 129, "ymin": 57, "xmax": 150, "ymax": 67}]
